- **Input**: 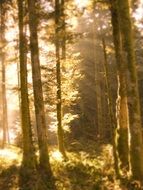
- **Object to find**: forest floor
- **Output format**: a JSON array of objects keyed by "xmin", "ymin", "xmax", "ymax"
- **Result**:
[{"xmin": 0, "ymin": 139, "xmax": 137, "ymax": 190}]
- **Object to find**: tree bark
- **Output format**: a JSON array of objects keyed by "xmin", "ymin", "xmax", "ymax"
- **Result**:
[
  {"xmin": 27, "ymin": 0, "xmax": 52, "ymax": 174},
  {"xmin": 18, "ymin": 0, "xmax": 37, "ymax": 169},
  {"xmin": 0, "ymin": 2, "xmax": 9, "ymax": 148},
  {"xmin": 110, "ymin": 0, "xmax": 129, "ymax": 171},
  {"xmin": 18, "ymin": 0, "xmax": 36, "ymax": 169},
  {"xmin": 117, "ymin": 0, "xmax": 143, "ymax": 181},
  {"xmin": 55, "ymin": 0, "xmax": 66, "ymax": 158},
  {"xmin": 102, "ymin": 38, "xmax": 120, "ymax": 178},
  {"xmin": 61, "ymin": 0, "xmax": 66, "ymax": 60}
]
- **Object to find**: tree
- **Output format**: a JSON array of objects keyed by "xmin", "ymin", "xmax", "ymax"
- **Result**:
[
  {"xmin": 61, "ymin": 0, "xmax": 66, "ymax": 60},
  {"xmin": 0, "ymin": 1, "xmax": 9, "ymax": 148},
  {"xmin": 117, "ymin": 0, "xmax": 143, "ymax": 181},
  {"xmin": 55, "ymin": 0, "xmax": 66, "ymax": 158},
  {"xmin": 110, "ymin": 0, "xmax": 129, "ymax": 171},
  {"xmin": 17, "ymin": 0, "xmax": 37, "ymax": 169},
  {"xmin": 102, "ymin": 37, "xmax": 120, "ymax": 177},
  {"xmin": 92, "ymin": 11, "xmax": 103, "ymax": 139},
  {"xmin": 27, "ymin": 0, "xmax": 52, "ymax": 175}
]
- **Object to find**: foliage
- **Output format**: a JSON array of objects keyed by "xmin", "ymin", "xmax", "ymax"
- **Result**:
[
  {"xmin": 0, "ymin": 142, "xmax": 123, "ymax": 190},
  {"xmin": 50, "ymin": 142, "xmax": 122, "ymax": 190}
]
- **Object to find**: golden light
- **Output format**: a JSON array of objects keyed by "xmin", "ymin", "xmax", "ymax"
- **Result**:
[
  {"xmin": 5, "ymin": 29, "xmax": 18, "ymax": 42},
  {"xmin": 0, "ymin": 148, "xmax": 17, "ymax": 160},
  {"xmin": 133, "ymin": 0, "xmax": 143, "ymax": 21},
  {"xmin": 67, "ymin": 16, "xmax": 78, "ymax": 29},
  {"xmin": 0, "ymin": 146, "xmax": 22, "ymax": 167},
  {"xmin": 51, "ymin": 150, "xmax": 63, "ymax": 162},
  {"xmin": 74, "ymin": 0, "xmax": 90, "ymax": 8}
]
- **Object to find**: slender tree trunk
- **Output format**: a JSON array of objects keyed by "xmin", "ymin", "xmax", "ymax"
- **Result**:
[
  {"xmin": 61, "ymin": 0, "xmax": 66, "ymax": 60},
  {"xmin": 102, "ymin": 38, "xmax": 120, "ymax": 178},
  {"xmin": 18, "ymin": 0, "xmax": 37, "ymax": 169},
  {"xmin": 117, "ymin": 0, "xmax": 143, "ymax": 181},
  {"xmin": 0, "ymin": 2, "xmax": 9, "ymax": 148},
  {"xmin": 1, "ymin": 46, "xmax": 9, "ymax": 147},
  {"xmin": 110, "ymin": 0, "xmax": 129, "ymax": 171},
  {"xmin": 92, "ymin": 11, "xmax": 103, "ymax": 139},
  {"xmin": 16, "ymin": 39, "xmax": 21, "ymax": 113},
  {"xmin": 27, "ymin": 0, "xmax": 52, "ymax": 174},
  {"xmin": 55, "ymin": 0, "xmax": 66, "ymax": 158}
]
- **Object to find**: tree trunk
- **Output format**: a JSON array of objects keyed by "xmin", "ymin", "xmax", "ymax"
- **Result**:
[
  {"xmin": 0, "ymin": 2, "xmax": 9, "ymax": 148},
  {"xmin": 102, "ymin": 38, "xmax": 120, "ymax": 178},
  {"xmin": 110, "ymin": 0, "xmax": 129, "ymax": 171},
  {"xmin": 117, "ymin": 0, "xmax": 143, "ymax": 181},
  {"xmin": 61, "ymin": 0, "xmax": 66, "ymax": 60},
  {"xmin": 92, "ymin": 11, "xmax": 103, "ymax": 140},
  {"xmin": 27, "ymin": 0, "xmax": 52, "ymax": 174},
  {"xmin": 55, "ymin": 0, "xmax": 66, "ymax": 158},
  {"xmin": 17, "ymin": 0, "xmax": 36, "ymax": 169}
]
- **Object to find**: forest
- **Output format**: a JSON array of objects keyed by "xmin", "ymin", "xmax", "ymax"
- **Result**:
[{"xmin": 0, "ymin": 0, "xmax": 143, "ymax": 189}]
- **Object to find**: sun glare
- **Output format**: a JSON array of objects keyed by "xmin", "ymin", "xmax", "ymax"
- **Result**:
[
  {"xmin": 51, "ymin": 150, "xmax": 63, "ymax": 161},
  {"xmin": 133, "ymin": 0, "xmax": 143, "ymax": 21},
  {"xmin": 74, "ymin": 0, "xmax": 90, "ymax": 8},
  {"xmin": 5, "ymin": 29, "xmax": 18, "ymax": 42},
  {"xmin": 0, "ymin": 147, "xmax": 22, "ymax": 166},
  {"xmin": 0, "ymin": 149, "xmax": 17, "ymax": 159}
]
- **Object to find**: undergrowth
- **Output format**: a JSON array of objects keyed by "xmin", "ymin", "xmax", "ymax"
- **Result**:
[
  {"xmin": 50, "ymin": 141, "xmax": 121, "ymax": 190},
  {"xmin": 0, "ymin": 141, "xmax": 141, "ymax": 190}
]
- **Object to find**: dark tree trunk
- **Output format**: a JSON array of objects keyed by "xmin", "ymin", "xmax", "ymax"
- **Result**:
[
  {"xmin": 110, "ymin": 0, "xmax": 129, "ymax": 171},
  {"xmin": 27, "ymin": 0, "xmax": 52, "ymax": 174},
  {"xmin": 117, "ymin": 0, "xmax": 143, "ymax": 182},
  {"xmin": 17, "ymin": 0, "xmax": 37, "ymax": 169}
]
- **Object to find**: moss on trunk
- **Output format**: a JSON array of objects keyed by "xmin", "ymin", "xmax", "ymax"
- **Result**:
[{"xmin": 110, "ymin": 0, "xmax": 130, "ymax": 172}]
